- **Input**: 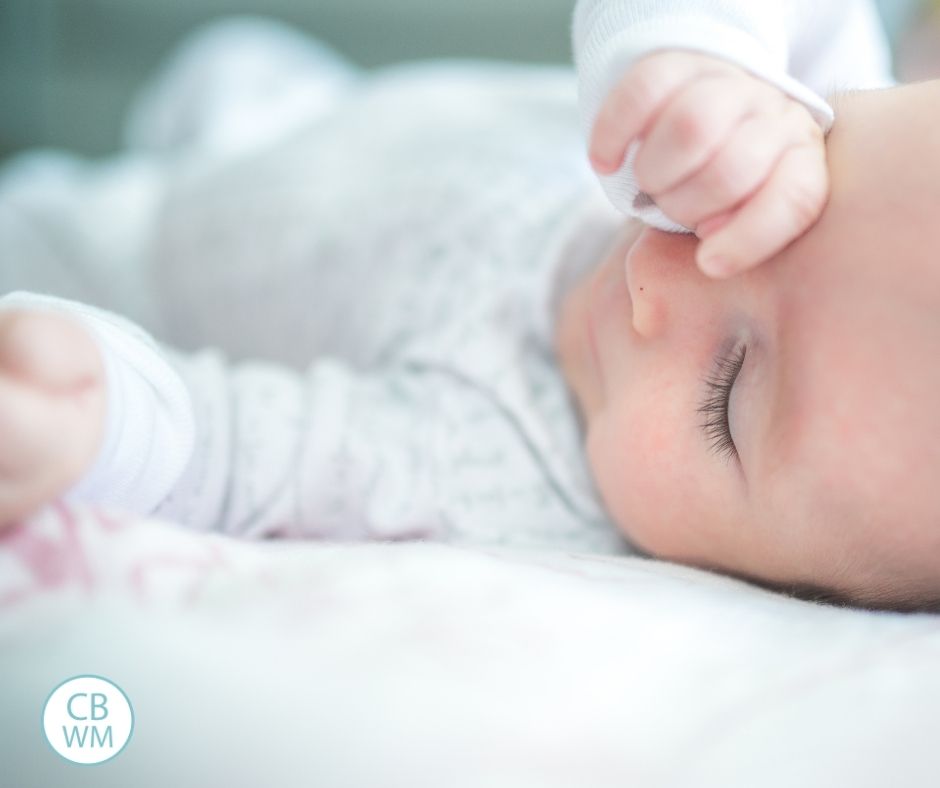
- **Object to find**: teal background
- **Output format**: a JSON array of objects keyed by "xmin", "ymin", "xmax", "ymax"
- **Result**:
[
  {"xmin": 0, "ymin": 0, "xmax": 573, "ymax": 159},
  {"xmin": 0, "ymin": 0, "xmax": 924, "ymax": 160}
]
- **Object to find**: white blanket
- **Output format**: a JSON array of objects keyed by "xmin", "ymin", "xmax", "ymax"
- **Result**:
[{"xmin": 3, "ymin": 503, "xmax": 940, "ymax": 787}]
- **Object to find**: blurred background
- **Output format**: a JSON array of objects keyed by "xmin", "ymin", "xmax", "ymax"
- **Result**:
[{"xmin": 0, "ymin": 0, "xmax": 937, "ymax": 161}]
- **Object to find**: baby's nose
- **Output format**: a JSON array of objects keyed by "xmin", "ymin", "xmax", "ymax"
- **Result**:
[{"xmin": 625, "ymin": 228, "xmax": 702, "ymax": 339}]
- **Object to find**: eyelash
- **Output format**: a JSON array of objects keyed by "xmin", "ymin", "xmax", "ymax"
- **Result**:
[{"xmin": 698, "ymin": 344, "xmax": 747, "ymax": 462}]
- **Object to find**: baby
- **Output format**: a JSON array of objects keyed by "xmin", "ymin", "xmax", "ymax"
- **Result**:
[{"xmin": 2, "ymin": 1, "xmax": 933, "ymax": 611}]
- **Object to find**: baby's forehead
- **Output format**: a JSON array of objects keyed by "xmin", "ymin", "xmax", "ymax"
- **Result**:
[
  {"xmin": 823, "ymin": 83, "xmax": 940, "ymax": 230},
  {"xmin": 775, "ymin": 87, "xmax": 940, "ymax": 297}
]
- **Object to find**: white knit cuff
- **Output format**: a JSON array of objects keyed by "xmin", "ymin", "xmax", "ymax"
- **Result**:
[
  {"xmin": 0, "ymin": 291, "xmax": 195, "ymax": 515},
  {"xmin": 579, "ymin": 15, "xmax": 835, "ymax": 232}
]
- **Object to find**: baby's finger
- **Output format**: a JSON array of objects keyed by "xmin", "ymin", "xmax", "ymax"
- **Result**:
[
  {"xmin": 652, "ymin": 110, "xmax": 788, "ymax": 230},
  {"xmin": 589, "ymin": 53, "xmax": 708, "ymax": 174},
  {"xmin": 0, "ymin": 380, "xmax": 63, "ymax": 522},
  {"xmin": 696, "ymin": 141, "xmax": 828, "ymax": 277},
  {"xmin": 695, "ymin": 211, "xmax": 733, "ymax": 239},
  {"xmin": 633, "ymin": 72, "xmax": 757, "ymax": 196}
]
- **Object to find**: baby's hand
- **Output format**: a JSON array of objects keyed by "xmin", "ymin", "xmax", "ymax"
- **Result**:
[
  {"xmin": 0, "ymin": 310, "xmax": 105, "ymax": 529},
  {"xmin": 589, "ymin": 50, "xmax": 828, "ymax": 277}
]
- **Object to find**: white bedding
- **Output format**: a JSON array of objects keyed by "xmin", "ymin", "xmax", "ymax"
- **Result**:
[
  {"xmin": 3, "ymin": 19, "xmax": 940, "ymax": 786},
  {"xmin": 3, "ymin": 503, "xmax": 940, "ymax": 787}
]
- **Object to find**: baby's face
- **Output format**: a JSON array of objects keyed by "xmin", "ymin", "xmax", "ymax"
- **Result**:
[{"xmin": 558, "ymin": 82, "xmax": 940, "ymax": 606}]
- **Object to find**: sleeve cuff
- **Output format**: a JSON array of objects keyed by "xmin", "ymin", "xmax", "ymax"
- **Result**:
[
  {"xmin": 0, "ymin": 290, "xmax": 195, "ymax": 515},
  {"xmin": 580, "ymin": 15, "xmax": 835, "ymax": 232}
]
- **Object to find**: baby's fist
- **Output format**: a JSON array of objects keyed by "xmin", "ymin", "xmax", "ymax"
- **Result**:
[{"xmin": 590, "ymin": 50, "xmax": 829, "ymax": 277}]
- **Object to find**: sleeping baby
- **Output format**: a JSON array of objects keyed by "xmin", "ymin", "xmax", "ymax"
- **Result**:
[{"xmin": 2, "ymin": 0, "xmax": 935, "ymax": 612}]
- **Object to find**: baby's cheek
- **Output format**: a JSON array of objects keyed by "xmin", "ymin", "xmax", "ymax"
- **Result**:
[{"xmin": 586, "ymin": 408, "xmax": 681, "ymax": 556}]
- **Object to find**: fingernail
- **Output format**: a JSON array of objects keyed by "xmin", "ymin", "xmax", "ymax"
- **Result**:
[
  {"xmin": 590, "ymin": 153, "xmax": 616, "ymax": 174},
  {"xmin": 699, "ymin": 254, "xmax": 734, "ymax": 278},
  {"xmin": 696, "ymin": 213, "xmax": 733, "ymax": 239}
]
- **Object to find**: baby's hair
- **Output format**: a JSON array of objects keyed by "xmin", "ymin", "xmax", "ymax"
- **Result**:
[
  {"xmin": 764, "ymin": 579, "xmax": 940, "ymax": 615},
  {"xmin": 716, "ymin": 556, "xmax": 940, "ymax": 614}
]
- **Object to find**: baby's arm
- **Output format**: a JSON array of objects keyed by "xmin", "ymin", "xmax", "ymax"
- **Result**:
[
  {"xmin": 0, "ymin": 291, "xmax": 193, "ymax": 524},
  {"xmin": 785, "ymin": 0, "xmax": 895, "ymax": 95},
  {"xmin": 573, "ymin": 0, "xmax": 893, "ymax": 274},
  {"xmin": 153, "ymin": 349, "xmax": 446, "ymax": 541},
  {"xmin": 573, "ymin": 0, "xmax": 892, "ymax": 126},
  {"xmin": 0, "ymin": 291, "xmax": 456, "ymax": 542},
  {"xmin": 4, "ymin": 292, "xmax": 597, "ymax": 549}
]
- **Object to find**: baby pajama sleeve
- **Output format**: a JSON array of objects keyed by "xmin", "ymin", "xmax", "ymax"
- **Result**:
[
  {"xmin": 153, "ymin": 354, "xmax": 448, "ymax": 541},
  {"xmin": 154, "ymin": 348, "xmax": 589, "ymax": 547},
  {"xmin": 0, "ymin": 291, "xmax": 195, "ymax": 515},
  {"xmin": 572, "ymin": 0, "xmax": 895, "ymax": 231},
  {"xmin": 0, "ymin": 290, "xmax": 443, "ymax": 539},
  {"xmin": 1, "ymin": 287, "xmax": 596, "ymax": 548}
]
